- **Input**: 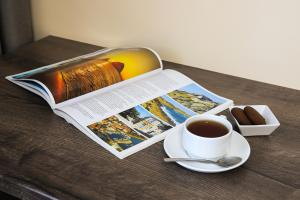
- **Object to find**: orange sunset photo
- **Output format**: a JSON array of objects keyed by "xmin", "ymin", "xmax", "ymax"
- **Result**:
[{"xmin": 27, "ymin": 48, "xmax": 161, "ymax": 103}]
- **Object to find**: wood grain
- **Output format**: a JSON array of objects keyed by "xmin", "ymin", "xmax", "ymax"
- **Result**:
[{"xmin": 0, "ymin": 36, "xmax": 299, "ymax": 200}]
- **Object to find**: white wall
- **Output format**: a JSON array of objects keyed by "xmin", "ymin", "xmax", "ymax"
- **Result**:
[{"xmin": 31, "ymin": 0, "xmax": 300, "ymax": 90}]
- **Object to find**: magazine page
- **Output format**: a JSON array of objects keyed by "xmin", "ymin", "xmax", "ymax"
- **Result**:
[
  {"xmin": 6, "ymin": 47, "xmax": 162, "ymax": 106},
  {"xmin": 56, "ymin": 69, "xmax": 233, "ymax": 159},
  {"xmin": 8, "ymin": 79, "xmax": 55, "ymax": 107},
  {"xmin": 6, "ymin": 49, "xmax": 109, "ymax": 107}
]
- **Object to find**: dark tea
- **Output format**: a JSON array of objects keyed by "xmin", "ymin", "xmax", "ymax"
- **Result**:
[{"xmin": 187, "ymin": 120, "xmax": 228, "ymax": 138}]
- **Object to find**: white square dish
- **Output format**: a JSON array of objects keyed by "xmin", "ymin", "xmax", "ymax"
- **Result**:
[{"xmin": 229, "ymin": 105, "xmax": 280, "ymax": 136}]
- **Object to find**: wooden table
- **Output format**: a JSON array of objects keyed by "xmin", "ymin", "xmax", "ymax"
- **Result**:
[{"xmin": 0, "ymin": 36, "xmax": 299, "ymax": 200}]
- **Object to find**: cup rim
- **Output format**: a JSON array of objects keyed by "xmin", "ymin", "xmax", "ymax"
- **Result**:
[{"xmin": 184, "ymin": 114, "xmax": 232, "ymax": 140}]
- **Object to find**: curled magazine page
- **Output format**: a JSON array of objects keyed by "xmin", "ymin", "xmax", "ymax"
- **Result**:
[{"xmin": 8, "ymin": 48, "xmax": 162, "ymax": 104}]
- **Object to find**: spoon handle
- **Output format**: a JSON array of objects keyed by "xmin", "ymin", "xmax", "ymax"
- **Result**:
[{"xmin": 164, "ymin": 157, "xmax": 215, "ymax": 163}]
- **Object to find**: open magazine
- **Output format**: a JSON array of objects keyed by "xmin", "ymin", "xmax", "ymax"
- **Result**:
[{"xmin": 6, "ymin": 47, "xmax": 233, "ymax": 159}]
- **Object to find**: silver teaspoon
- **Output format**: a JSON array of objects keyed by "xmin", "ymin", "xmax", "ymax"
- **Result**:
[{"xmin": 164, "ymin": 156, "xmax": 242, "ymax": 167}]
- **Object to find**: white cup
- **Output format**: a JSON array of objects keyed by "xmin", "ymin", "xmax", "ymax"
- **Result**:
[{"xmin": 182, "ymin": 114, "xmax": 232, "ymax": 159}]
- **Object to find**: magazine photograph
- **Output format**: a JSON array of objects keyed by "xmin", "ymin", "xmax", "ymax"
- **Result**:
[{"xmin": 118, "ymin": 105, "xmax": 172, "ymax": 138}]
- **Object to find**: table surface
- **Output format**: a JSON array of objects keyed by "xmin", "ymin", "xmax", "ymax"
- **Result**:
[{"xmin": 0, "ymin": 36, "xmax": 299, "ymax": 200}]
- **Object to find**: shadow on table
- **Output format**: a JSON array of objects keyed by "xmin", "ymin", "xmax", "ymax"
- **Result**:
[{"xmin": 0, "ymin": 191, "xmax": 20, "ymax": 200}]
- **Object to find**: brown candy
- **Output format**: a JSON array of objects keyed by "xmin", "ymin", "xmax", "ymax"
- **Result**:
[
  {"xmin": 244, "ymin": 106, "xmax": 266, "ymax": 125},
  {"xmin": 231, "ymin": 107, "xmax": 252, "ymax": 125}
]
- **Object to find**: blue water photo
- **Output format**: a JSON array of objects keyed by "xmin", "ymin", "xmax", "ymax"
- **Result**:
[{"xmin": 159, "ymin": 95, "xmax": 196, "ymax": 125}]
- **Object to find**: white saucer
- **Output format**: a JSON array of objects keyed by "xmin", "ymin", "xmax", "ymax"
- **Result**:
[{"xmin": 163, "ymin": 127, "xmax": 251, "ymax": 173}]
